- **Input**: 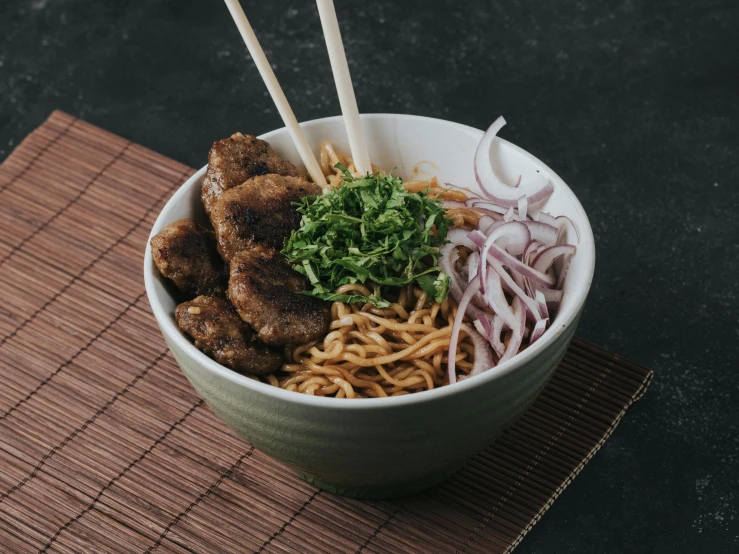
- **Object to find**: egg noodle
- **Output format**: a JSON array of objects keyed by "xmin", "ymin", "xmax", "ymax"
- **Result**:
[{"xmin": 254, "ymin": 142, "xmax": 487, "ymax": 398}]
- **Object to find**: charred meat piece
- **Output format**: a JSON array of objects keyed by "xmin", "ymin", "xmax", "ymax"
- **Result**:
[
  {"xmin": 210, "ymin": 174, "xmax": 322, "ymax": 261},
  {"xmin": 202, "ymin": 132, "xmax": 308, "ymax": 215},
  {"xmin": 228, "ymin": 245, "xmax": 331, "ymax": 346},
  {"xmin": 176, "ymin": 296, "xmax": 283, "ymax": 375},
  {"xmin": 150, "ymin": 219, "xmax": 228, "ymax": 297}
]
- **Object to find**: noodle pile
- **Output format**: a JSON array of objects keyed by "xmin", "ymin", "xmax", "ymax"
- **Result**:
[
  {"xmin": 258, "ymin": 141, "xmax": 480, "ymax": 397},
  {"xmin": 265, "ymin": 284, "xmax": 476, "ymax": 397}
]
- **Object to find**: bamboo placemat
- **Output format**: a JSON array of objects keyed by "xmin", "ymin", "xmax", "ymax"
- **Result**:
[{"xmin": 0, "ymin": 111, "xmax": 652, "ymax": 554}]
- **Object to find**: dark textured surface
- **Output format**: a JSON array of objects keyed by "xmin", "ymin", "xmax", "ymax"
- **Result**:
[{"xmin": 2, "ymin": 0, "xmax": 737, "ymax": 552}]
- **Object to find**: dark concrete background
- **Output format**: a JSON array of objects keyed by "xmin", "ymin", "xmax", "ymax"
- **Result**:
[{"xmin": 2, "ymin": 0, "xmax": 738, "ymax": 552}]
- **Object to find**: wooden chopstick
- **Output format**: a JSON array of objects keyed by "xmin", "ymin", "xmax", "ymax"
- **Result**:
[
  {"xmin": 223, "ymin": 0, "xmax": 328, "ymax": 187},
  {"xmin": 315, "ymin": 0, "xmax": 372, "ymax": 176}
]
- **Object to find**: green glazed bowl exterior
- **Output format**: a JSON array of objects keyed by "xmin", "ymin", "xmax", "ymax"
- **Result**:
[{"xmin": 144, "ymin": 114, "xmax": 595, "ymax": 498}]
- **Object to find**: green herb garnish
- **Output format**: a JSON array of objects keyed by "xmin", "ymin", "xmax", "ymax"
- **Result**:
[{"xmin": 282, "ymin": 166, "xmax": 452, "ymax": 307}]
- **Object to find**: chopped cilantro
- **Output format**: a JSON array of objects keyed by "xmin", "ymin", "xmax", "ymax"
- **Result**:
[{"xmin": 282, "ymin": 167, "xmax": 451, "ymax": 307}]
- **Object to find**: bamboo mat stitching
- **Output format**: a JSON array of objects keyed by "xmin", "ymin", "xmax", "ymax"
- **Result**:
[
  {"xmin": 0, "ymin": 347, "xmax": 169, "ymax": 505},
  {"xmin": 503, "ymin": 349, "xmax": 652, "ymax": 553},
  {"xmin": 0, "ymin": 164, "xmax": 191, "ymax": 420},
  {"xmin": 10, "ymin": 248, "xmax": 141, "ymax": 313},
  {"xmin": 0, "ymin": 142, "xmax": 132, "ymax": 270},
  {"xmin": 0, "ymin": 290, "xmax": 148, "ymax": 421},
  {"xmin": 0, "ymin": 115, "xmax": 209, "ymax": 550},
  {"xmin": 39, "ymin": 400, "xmax": 205, "ymax": 553},
  {"xmin": 0, "ymin": 146, "xmax": 193, "ymax": 547},
  {"xmin": 0, "ymin": 117, "xmax": 77, "ymax": 194},
  {"xmin": 455, "ymin": 351, "xmax": 611, "ymax": 553},
  {"xmin": 356, "ymin": 504, "xmax": 404, "ymax": 553},
  {"xmin": 145, "ymin": 446, "xmax": 256, "ymax": 554},
  {"xmin": 256, "ymin": 489, "xmax": 324, "ymax": 553},
  {"xmin": 613, "ymin": 352, "xmax": 652, "ymax": 403},
  {"xmin": 0, "ymin": 165, "xmax": 187, "ymax": 350},
  {"xmin": 4, "ymin": 211, "xmax": 155, "ymax": 309},
  {"xmin": 23, "ymin": 260, "xmax": 156, "ymax": 318}
]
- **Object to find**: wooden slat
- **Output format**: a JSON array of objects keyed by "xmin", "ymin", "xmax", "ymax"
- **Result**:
[{"xmin": 0, "ymin": 111, "xmax": 652, "ymax": 554}]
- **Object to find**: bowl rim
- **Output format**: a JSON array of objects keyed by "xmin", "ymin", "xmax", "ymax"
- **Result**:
[{"xmin": 144, "ymin": 113, "xmax": 595, "ymax": 409}]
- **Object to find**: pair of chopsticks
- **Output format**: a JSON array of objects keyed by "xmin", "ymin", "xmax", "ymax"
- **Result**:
[{"xmin": 223, "ymin": 0, "xmax": 372, "ymax": 188}]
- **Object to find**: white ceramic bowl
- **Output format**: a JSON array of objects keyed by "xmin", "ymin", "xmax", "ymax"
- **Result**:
[{"xmin": 144, "ymin": 114, "xmax": 595, "ymax": 498}]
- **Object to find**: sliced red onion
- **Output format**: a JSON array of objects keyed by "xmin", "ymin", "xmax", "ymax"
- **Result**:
[
  {"xmin": 491, "ymin": 314, "xmax": 506, "ymax": 356},
  {"xmin": 467, "ymin": 198, "xmax": 508, "ymax": 212},
  {"xmin": 439, "ymin": 243, "xmax": 467, "ymax": 302},
  {"xmin": 447, "ymin": 227, "xmax": 478, "ymax": 249},
  {"xmin": 511, "ymin": 269, "xmax": 527, "ymax": 294},
  {"xmin": 443, "ymin": 116, "xmax": 581, "ymax": 378},
  {"xmin": 473, "ymin": 117, "xmax": 556, "ymax": 208},
  {"xmin": 513, "ymin": 295, "xmax": 526, "ymax": 338},
  {"xmin": 441, "ymin": 245, "xmax": 484, "ymax": 314},
  {"xmin": 483, "ymin": 271, "xmax": 518, "ymax": 330},
  {"xmin": 473, "ymin": 314, "xmax": 491, "ymax": 338},
  {"xmin": 503, "ymin": 206, "xmax": 515, "ymax": 222},
  {"xmin": 555, "ymin": 253, "xmax": 573, "ymax": 290},
  {"xmin": 517, "ymin": 195, "xmax": 528, "ymax": 221},
  {"xmin": 523, "ymin": 277, "xmax": 534, "ymax": 302},
  {"xmin": 531, "ymin": 279, "xmax": 564, "ymax": 319},
  {"xmin": 474, "ymin": 116, "xmax": 508, "ymax": 186},
  {"xmin": 555, "ymin": 215, "xmax": 580, "ymax": 245},
  {"xmin": 534, "ymin": 284, "xmax": 563, "ymax": 304},
  {"xmin": 467, "ymin": 229, "xmax": 486, "ymax": 245},
  {"xmin": 497, "ymin": 228, "xmax": 531, "ymax": 257},
  {"xmin": 461, "ymin": 323, "xmax": 495, "ymax": 379},
  {"xmin": 522, "ymin": 240, "xmax": 539, "ymax": 299},
  {"xmin": 532, "ymin": 244, "xmax": 577, "ymax": 278},
  {"xmin": 490, "ymin": 259, "xmax": 543, "ymax": 322},
  {"xmin": 520, "ymin": 176, "xmax": 555, "ymax": 205},
  {"xmin": 497, "ymin": 332, "xmax": 521, "ymax": 365},
  {"xmin": 482, "ymin": 219, "xmax": 507, "ymax": 236},
  {"xmin": 467, "ymin": 206, "xmax": 507, "ymax": 220},
  {"xmin": 538, "ymin": 212, "xmax": 556, "ymax": 226},
  {"xmin": 473, "ymin": 314, "xmax": 504, "ymax": 358},
  {"xmin": 471, "ymin": 222, "xmax": 531, "ymax": 292},
  {"xmin": 467, "ymin": 251, "xmax": 480, "ymax": 283},
  {"xmin": 477, "ymin": 215, "xmax": 497, "ymax": 234},
  {"xmin": 448, "ymin": 279, "xmax": 482, "ymax": 384},
  {"xmin": 486, "ymin": 243, "xmax": 556, "ymax": 287},
  {"xmin": 521, "ymin": 221, "xmax": 558, "ymax": 246},
  {"xmin": 534, "ymin": 289, "xmax": 549, "ymax": 320},
  {"xmin": 546, "ymin": 216, "xmax": 577, "ymax": 286},
  {"xmin": 530, "ymin": 318, "xmax": 549, "ymax": 344},
  {"xmin": 477, "ymin": 174, "xmax": 554, "ymax": 209},
  {"xmin": 498, "ymin": 297, "xmax": 525, "ymax": 364},
  {"xmin": 470, "ymin": 221, "xmax": 530, "ymax": 254},
  {"xmin": 460, "ymin": 323, "xmax": 495, "ymax": 377}
]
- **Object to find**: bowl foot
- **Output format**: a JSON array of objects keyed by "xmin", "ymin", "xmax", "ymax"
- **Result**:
[{"xmin": 297, "ymin": 465, "xmax": 463, "ymax": 499}]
